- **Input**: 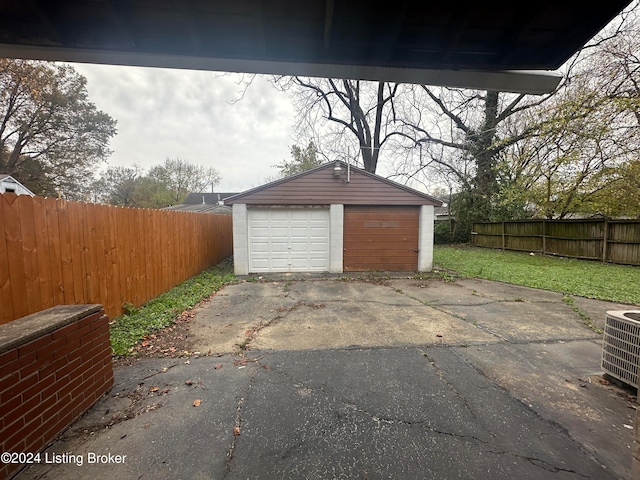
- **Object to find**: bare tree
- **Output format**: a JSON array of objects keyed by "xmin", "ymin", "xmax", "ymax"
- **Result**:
[
  {"xmin": 277, "ymin": 74, "xmax": 561, "ymax": 198},
  {"xmin": 275, "ymin": 77, "xmax": 410, "ymax": 173}
]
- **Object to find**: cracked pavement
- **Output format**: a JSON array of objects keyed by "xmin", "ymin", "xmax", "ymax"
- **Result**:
[
  {"xmin": 17, "ymin": 276, "xmax": 637, "ymax": 479},
  {"xmin": 231, "ymin": 347, "xmax": 610, "ymax": 479}
]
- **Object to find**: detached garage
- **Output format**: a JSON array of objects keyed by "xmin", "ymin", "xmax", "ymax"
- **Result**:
[{"xmin": 225, "ymin": 161, "xmax": 442, "ymax": 275}]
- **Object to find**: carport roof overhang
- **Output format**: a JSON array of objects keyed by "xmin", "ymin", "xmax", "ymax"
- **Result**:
[{"xmin": 0, "ymin": 1, "xmax": 631, "ymax": 95}]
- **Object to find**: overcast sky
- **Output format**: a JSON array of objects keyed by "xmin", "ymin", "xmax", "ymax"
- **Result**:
[{"xmin": 71, "ymin": 63, "xmax": 297, "ymax": 193}]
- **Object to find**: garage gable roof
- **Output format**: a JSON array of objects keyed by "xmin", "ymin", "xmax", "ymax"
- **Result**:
[{"xmin": 225, "ymin": 161, "xmax": 442, "ymax": 206}]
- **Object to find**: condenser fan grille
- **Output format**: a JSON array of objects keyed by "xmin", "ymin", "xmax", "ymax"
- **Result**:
[{"xmin": 602, "ymin": 311, "xmax": 640, "ymax": 388}]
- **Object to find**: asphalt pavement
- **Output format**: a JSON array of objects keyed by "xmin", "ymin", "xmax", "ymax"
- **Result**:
[{"xmin": 16, "ymin": 275, "xmax": 639, "ymax": 480}]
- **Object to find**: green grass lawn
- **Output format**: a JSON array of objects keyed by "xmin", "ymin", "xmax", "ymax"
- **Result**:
[
  {"xmin": 110, "ymin": 258, "xmax": 235, "ymax": 355},
  {"xmin": 433, "ymin": 245, "xmax": 640, "ymax": 305}
]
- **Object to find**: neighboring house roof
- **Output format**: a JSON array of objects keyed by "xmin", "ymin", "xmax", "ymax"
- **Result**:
[
  {"xmin": 225, "ymin": 161, "xmax": 443, "ymax": 206},
  {"xmin": 161, "ymin": 192, "xmax": 238, "ymax": 214},
  {"xmin": 182, "ymin": 192, "xmax": 239, "ymax": 205},
  {"xmin": 162, "ymin": 203, "xmax": 232, "ymax": 215},
  {"xmin": 0, "ymin": 174, "xmax": 35, "ymax": 196},
  {"xmin": 433, "ymin": 195, "xmax": 452, "ymax": 217}
]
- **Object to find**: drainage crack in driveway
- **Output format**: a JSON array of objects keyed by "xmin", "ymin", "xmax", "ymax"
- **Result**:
[
  {"xmin": 259, "ymin": 355, "xmax": 492, "ymax": 445},
  {"xmin": 419, "ymin": 348, "xmax": 487, "ymax": 427},
  {"xmin": 290, "ymin": 296, "xmax": 423, "ymax": 308},
  {"xmin": 237, "ymin": 300, "xmax": 326, "ymax": 351},
  {"xmin": 62, "ymin": 382, "xmax": 169, "ymax": 439},
  {"xmin": 223, "ymin": 363, "xmax": 260, "ymax": 478},
  {"xmin": 422, "ymin": 348, "xmax": 595, "ymax": 478},
  {"xmin": 390, "ymin": 285, "xmax": 506, "ymax": 342},
  {"xmin": 484, "ymin": 448, "xmax": 591, "ymax": 478},
  {"xmin": 426, "ymin": 426, "xmax": 495, "ymax": 446},
  {"xmin": 263, "ymin": 360, "xmax": 413, "ymax": 424}
]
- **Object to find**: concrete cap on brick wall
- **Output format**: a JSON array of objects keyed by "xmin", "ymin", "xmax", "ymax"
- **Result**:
[{"xmin": 0, "ymin": 305, "xmax": 103, "ymax": 355}]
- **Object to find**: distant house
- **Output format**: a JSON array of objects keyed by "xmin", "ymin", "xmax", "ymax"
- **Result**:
[
  {"xmin": 434, "ymin": 195, "xmax": 453, "ymax": 222},
  {"xmin": 161, "ymin": 192, "xmax": 238, "ymax": 214},
  {"xmin": 184, "ymin": 193, "xmax": 238, "ymax": 205},
  {"xmin": 0, "ymin": 175, "xmax": 35, "ymax": 196}
]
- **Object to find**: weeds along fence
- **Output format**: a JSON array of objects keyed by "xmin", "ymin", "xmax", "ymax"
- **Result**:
[
  {"xmin": 472, "ymin": 219, "xmax": 640, "ymax": 266},
  {"xmin": 0, "ymin": 194, "xmax": 233, "ymax": 325}
]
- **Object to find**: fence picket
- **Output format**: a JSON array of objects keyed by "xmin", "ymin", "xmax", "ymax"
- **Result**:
[
  {"xmin": 32, "ymin": 196, "xmax": 53, "ymax": 311},
  {"xmin": 17, "ymin": 195, "xmax": 42, "ymax": 314},
  {"xmin": 3, "ymin": 195, "xmax": 28, "ymax": 318},
  {"xmin": 0, "ymin": 195, "xmax": 13, "ymax": 322},
  {"xmin": 45, "ymin": 198, "xmax": 65, "ymax": 308},
  {"xmin": 105, "ymin": 204, "xmax": 120, "ymax": 318},
  {"xmin": 56, "ymin": 198, "xmax": 76, "ymax": 305},
  {"xmin": 67, "ymin": 200, "xmax": 87, "ymax": 304}
]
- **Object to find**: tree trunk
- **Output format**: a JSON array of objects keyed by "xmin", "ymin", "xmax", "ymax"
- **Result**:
[
  {"xmin": 472, "ymin": 91, "xmax": 499, "ymax": 199},
  {"xmin": 464, "ymin": 91, "xmax": 500, "ymax": 221}
]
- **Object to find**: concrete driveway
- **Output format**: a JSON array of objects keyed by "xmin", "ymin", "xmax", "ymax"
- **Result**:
[{"xmin": 18, "ymin": 275, "xmax": 638, "ymax": 480}]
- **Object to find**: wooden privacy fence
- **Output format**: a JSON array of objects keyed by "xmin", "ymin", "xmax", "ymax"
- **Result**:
[
  {"xmin": 0, "ymin": 194, "xmax": 233, "ymax": 325},
  {"xmin": 472, "ymin": 219, "xmax": 640, "ymax": 266}
]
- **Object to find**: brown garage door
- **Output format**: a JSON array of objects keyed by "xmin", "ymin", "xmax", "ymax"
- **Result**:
[{"xmin": 343, "ymin": 205, "xmax": 419, "ymax": 272}]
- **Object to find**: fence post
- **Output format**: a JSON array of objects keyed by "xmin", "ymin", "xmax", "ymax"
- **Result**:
[
  {"xmin": 502, "ymin": 221, "xmax": 505, "ymax": 251},
  {"xmin": 602, "ymin": 218, "xmax": 609, "ymax": 263},
  {"xmin": 542, "ymin": 219, "xmax": 546, "ymax": 255}
]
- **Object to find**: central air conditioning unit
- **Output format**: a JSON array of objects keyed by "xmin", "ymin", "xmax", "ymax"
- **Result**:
[{"xmin": 602, "ymin": 310, "xmax": 640, "ymax": 388}]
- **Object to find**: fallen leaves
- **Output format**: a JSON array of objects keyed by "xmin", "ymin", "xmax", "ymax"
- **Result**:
[
  {"xmin": 215, "ymin": 363, "xmax": 223, "ymax": 370},
  {"xmin": 193, "ymin": 399, "xmax": 202, "ymax": 407},
  {"xmin": 233, "ymin": 426, "xmax": 241, "ymax": 436},
  {"xmin": 149, "ymin": 386, "xmax": 171, "ymax": 395},
  {"xmin": 142, "ymin": 404, "xmax": 161, "ymax": 414},
  {"xmin": 233, "ymin": 358, "xmax": 253, "ymax": 366},
  {"xmin": 123, "ymin": 310, "xmax": 200, "ymax": 362}
]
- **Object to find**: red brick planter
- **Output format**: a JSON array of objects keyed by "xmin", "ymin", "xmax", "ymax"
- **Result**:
[{"xmin": 0, "ymin": 305, "xmax": 113, "ymax": 479}]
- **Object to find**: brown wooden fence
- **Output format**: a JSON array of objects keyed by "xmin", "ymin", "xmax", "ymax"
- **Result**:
[
  {"xmin": 0, "ymin": 194, "xmax": 233, "ymax": 325},
  {"xmin": 472, "ymin": 219, "xmax": 640, "ymax": 266}
]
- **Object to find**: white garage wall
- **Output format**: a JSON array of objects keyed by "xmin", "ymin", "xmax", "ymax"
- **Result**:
[
  {"xmin": 329, "ymin": 204, "xmax": 344, "ymax": 273},
  {"xmin": 232, "ymin": 204, "xmax": 249, "ymax": 275},
  {"xmin": 418, "ymin": 205, "xmax": 435, "ymax": 272}
]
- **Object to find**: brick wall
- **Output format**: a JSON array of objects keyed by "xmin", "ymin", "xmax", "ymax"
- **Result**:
[{"xmin": 0, "ymin": 305, "xmax": 113, "ymax": 480}]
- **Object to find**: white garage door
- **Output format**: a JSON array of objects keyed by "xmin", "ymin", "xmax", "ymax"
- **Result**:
[{"xmin": 248, "ymin": 208, "xmax": 329, "ymax": 273}]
